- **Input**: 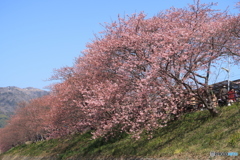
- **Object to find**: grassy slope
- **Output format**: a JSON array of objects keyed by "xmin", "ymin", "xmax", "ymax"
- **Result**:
[{"xmin": 1, "ymin": 104, "xmax": 240, "ymax": 160}]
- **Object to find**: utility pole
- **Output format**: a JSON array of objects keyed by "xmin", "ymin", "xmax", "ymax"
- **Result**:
[
  {"xmin": 221, "ymin": 67, "xmax": 230, "ymax": 90},
  {"xmin": 228, "ymin": 53, "xmax": 230, "ymax": 91},
  {"xmin": 221, "ymin": 53, "xmax": 230, "ymax": 91}
]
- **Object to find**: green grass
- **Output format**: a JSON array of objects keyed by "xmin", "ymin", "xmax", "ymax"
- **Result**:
[{"xmin": 1, "ymin": 104, "xmax": 240, "ymax": 160}]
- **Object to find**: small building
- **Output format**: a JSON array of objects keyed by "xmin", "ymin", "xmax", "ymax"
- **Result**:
[{"xmin": 211, "ymin": 79, "xmax": 240, "ymax": 97}]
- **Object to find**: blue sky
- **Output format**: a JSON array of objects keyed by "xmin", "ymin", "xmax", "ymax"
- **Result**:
[{"xmin": 0, "ymin": 0, "xmax": 239, "ymax": 90}]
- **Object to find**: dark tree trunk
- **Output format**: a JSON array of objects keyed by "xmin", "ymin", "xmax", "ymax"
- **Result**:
[{"xmin": 208, "ymin": 107, "xmax": 218, "ymax": 117}]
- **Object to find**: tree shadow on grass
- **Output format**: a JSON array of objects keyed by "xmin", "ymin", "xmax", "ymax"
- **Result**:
[
  {"xmin": 133, "ymin": 112, "xmax": 212, "ymax": 155},
  {"xmin": 82, "ymin": 131, "xmax": 129, "ymax": 156}
]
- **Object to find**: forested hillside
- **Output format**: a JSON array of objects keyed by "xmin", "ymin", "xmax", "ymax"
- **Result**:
[{"xmin": 0, "ymin": 86, "xmax": 49, "ymax": 127}]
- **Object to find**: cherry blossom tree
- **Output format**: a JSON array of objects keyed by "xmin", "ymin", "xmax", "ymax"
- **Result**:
[
  {"xmin": 0, "ymin": 96, "xmax": 50, "ymax": 152},
  {"xmin": 45, "ymin": 78, "xmax": 92, "ymax": 138},
  {"xmin": 46, "ymin": 2, "xmax": 240, "ymax": 139}
]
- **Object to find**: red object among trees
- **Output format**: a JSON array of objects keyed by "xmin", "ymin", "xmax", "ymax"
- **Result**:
[{"xmin": 228, "ymin": 89, "xmax": 236, "ymax": 101}]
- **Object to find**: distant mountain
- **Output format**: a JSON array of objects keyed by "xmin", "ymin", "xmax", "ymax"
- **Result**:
[{"xmin": 0, "ymin": 86, "xmax": 49, "ymax": 127}]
